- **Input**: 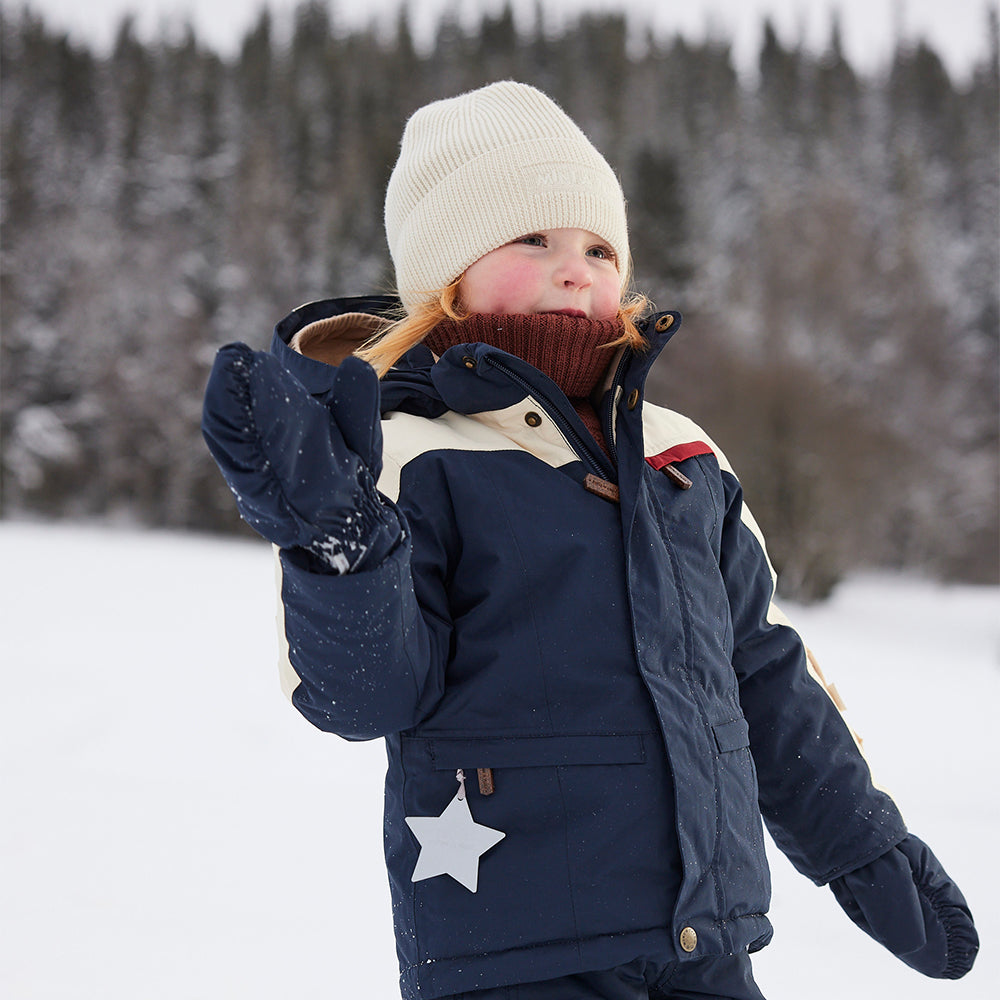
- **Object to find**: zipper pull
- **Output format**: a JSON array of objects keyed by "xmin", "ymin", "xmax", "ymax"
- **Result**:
[
  {"xmin": 477, "ymin": 768, "xmax": 495, "ymax": 796},
  {"xmin": 584, "ymin": 473, "xmax": 620, "ymax": 504},
  {"xmin": 663, "ymin": 464, "xmax": 693, "ymax": 490}
]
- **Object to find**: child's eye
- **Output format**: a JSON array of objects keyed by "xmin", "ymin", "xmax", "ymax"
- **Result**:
[
  {"xmin": 514, "ymin": 234, "xmax": 546, "ymax": 247},
  {"xmin": 587, "ymin": 244, "xmax": 616, "ymax": 264}
]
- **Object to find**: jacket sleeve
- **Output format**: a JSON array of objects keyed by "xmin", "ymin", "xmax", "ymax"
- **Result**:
[
  {"xmin": 718, "ymin": 465, "xmax": 908, "ymax": 884},
  {"xmin": 273, "ymin": 463, "xmax": 454, "ymax": 740}
]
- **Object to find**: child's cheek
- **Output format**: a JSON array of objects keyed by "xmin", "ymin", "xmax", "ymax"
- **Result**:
[
  {"xmin": 480, "ymin": 260, "xmax": 543, "ymax": 314},
  {"xmin": 591, "ymin": 280, "xmax": 622, "ymax": 321}
]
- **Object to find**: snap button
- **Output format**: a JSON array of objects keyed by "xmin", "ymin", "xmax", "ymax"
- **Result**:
[
  {"xmin": 524, "ymin": 411, "xmax": 542, "ymax": 427},
  {"xmin": 626, "ymin": 388, "xmax": 640, "ymax": 410},
  {"xmin": 654, "ymin": 314, "xmax": 674, "ymax": 333},
  {"xmin": 462, "ymin": 355, "xmax": 476, "ymax": 370},
  {"xmin": 679, "ymin": 926, "xmax": 697, "ymax": 953}
]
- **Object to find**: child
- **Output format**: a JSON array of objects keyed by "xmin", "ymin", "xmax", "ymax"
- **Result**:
[{"xmin": 202, "ymin": 82, "xmax": 978, "ymax": 999}]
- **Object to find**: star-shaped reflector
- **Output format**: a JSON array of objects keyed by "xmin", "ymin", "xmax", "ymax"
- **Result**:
[{"xmin": 405, "ymin": 786, "xmax": 506, "ymax": 893}]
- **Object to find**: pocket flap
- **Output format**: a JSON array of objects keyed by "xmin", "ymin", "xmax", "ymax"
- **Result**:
[
  {"xmin": 412, "ymin": 732, "xmax": 649, "ymax": 770},
  {"xmin": 712, "ymin": 717, "xmax": 750, "ymax": 753}
]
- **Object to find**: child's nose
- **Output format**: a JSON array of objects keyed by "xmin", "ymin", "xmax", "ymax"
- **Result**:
[{"xmin": 554, "ymin": 253, "xmax": 592, "ymax": 288}]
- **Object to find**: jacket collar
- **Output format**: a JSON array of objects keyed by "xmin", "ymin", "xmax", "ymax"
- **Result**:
[
  {"xmin": 399, "ymin": 310, "xmax": 683, "ymax": 420},
  {"xmin": 270, "ymin": 295, "xmax": 683, "ymax": 417}
]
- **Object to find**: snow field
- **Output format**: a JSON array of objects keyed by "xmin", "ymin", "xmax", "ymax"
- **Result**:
[{"xmin": 1, "ymin": 523, "xmax": 996, "ymax": 998}]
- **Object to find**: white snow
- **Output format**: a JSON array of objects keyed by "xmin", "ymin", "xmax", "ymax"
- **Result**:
[{"xmin": 1, "ymin": 522, "xmax": 997, "ymax": 998}]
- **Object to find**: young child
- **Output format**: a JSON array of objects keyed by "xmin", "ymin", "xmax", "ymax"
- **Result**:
[{"xmin": 202, "ymin": 82, "xmax": 978, "ymax": 1000}]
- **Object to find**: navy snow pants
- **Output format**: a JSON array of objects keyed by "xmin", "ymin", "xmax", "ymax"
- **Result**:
[{"xmin": 439, "ymin": 952, "xmax": 767, "ymax": 1000}]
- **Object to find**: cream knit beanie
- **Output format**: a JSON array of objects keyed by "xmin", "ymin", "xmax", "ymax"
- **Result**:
[{"xmin": 384, "ymin": 81, "xmax": 629, "ymax": 313}]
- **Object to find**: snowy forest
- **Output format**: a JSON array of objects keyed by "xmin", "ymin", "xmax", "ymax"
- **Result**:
[{"xmin": 1, "ymin": 2, "xmax": 997, "ymax": 600}]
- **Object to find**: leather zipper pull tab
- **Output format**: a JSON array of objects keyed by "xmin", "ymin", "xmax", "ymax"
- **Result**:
[
  {"xmin": 663, "ymin": 464, "xmax": 693, "ymax": 490},
  {"xmin": 584, "ymin": 473, "xmax": 620, "ymax": 504},
  {"xmin": 477, "ymin": 768, "xmax": 495, "ymax": 796}
]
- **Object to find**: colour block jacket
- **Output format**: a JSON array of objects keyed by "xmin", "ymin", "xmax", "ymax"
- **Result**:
[{"xmin": 269, "ymin": 295, "xmax": 907, "ymax": 999}]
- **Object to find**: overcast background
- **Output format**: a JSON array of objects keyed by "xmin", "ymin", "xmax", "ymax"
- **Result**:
[{"xmin": 15, "ymin": 0, "xmax": 996, "ymax": 76}]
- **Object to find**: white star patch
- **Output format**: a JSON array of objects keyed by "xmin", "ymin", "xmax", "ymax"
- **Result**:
[{"xmin": 405, "ymin": 783, "xmax": 506, "ymax": 893}]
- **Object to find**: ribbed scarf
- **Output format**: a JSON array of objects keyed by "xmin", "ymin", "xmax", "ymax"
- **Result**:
[{"xmin": 424, "ymin": 313, "xmax": 622, "ymax": 458}]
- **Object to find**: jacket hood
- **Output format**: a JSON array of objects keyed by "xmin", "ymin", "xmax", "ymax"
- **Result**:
[{"xmin": 271, "ymin": 294, "xmax": 448, "ymax": 417}]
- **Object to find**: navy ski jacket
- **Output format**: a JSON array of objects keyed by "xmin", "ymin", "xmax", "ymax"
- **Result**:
[{"xmin": 269, "ymin": 296, "xmax": 907, "ymax": 999}]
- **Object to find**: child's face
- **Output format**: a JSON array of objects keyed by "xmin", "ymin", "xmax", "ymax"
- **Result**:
[{"xmin": 459, "ymin": 228, "xmax": 620, "ymax": 321}]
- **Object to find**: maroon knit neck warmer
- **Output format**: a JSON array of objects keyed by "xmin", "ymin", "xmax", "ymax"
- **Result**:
[
  {"xmin": 423, "ymin": 313, "xmax": 623, "ymax": 459},
  {"xmin": 424, "ymin": 313, "xmax": 622, "ymax": 399}
]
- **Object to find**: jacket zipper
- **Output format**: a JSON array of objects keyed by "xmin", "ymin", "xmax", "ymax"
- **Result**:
[
  {"xmin": 601, "ymin": 347, "xmax": 634, "ymax": 469},
  {"xmin": 484, "ymin": 355, "xmax": 617, "ymax": 481}
]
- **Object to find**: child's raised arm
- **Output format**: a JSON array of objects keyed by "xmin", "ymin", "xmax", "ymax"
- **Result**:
[{"xmin": 202, "ymin": 345, "xmax": 447, "ymax": 737}]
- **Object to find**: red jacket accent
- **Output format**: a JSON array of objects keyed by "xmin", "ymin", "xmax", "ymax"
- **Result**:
[{"xmin": 646, "ymin": 441, "xmax": 714, "ymax": 470}]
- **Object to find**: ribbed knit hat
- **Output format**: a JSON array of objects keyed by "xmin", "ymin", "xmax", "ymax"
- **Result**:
[{"xmin": 384, "ymin": 81, "xmax": 629, "ymax": 313}]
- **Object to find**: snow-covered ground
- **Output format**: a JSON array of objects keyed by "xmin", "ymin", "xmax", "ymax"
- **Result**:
[{"xmin": 2, "ymin": 522, "xmax": 997, "ymax": 999}]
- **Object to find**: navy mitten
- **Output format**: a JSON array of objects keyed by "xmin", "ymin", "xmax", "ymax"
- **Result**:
[
  {"xmin": 830, "ymin": 834, "xmax": 978, "ymax": 979},
  {"xmin": 202, "ymin": 343, "xmax": 403, "ymax": 572}
]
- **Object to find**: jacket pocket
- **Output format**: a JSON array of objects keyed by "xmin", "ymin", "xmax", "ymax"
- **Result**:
[
  {"xmin": 709, "ymin": 715, "xmax": 770, "ymax": 919},
  {"xmin": 414, "ymin": 731, "xmax": 648, "ymax": 770},
  {"xmin": 712, "ymin": 717, "xmax": 750, "ymax": 753},
  {"xmin": 393, "ymin": 731, "xmax": 669, "ymax": 960}
]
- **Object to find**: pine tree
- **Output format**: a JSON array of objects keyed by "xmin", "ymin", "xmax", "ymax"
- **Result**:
[{"xmin": 1, "ymin": 2, "xmax": 995, "ymax": 591}]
